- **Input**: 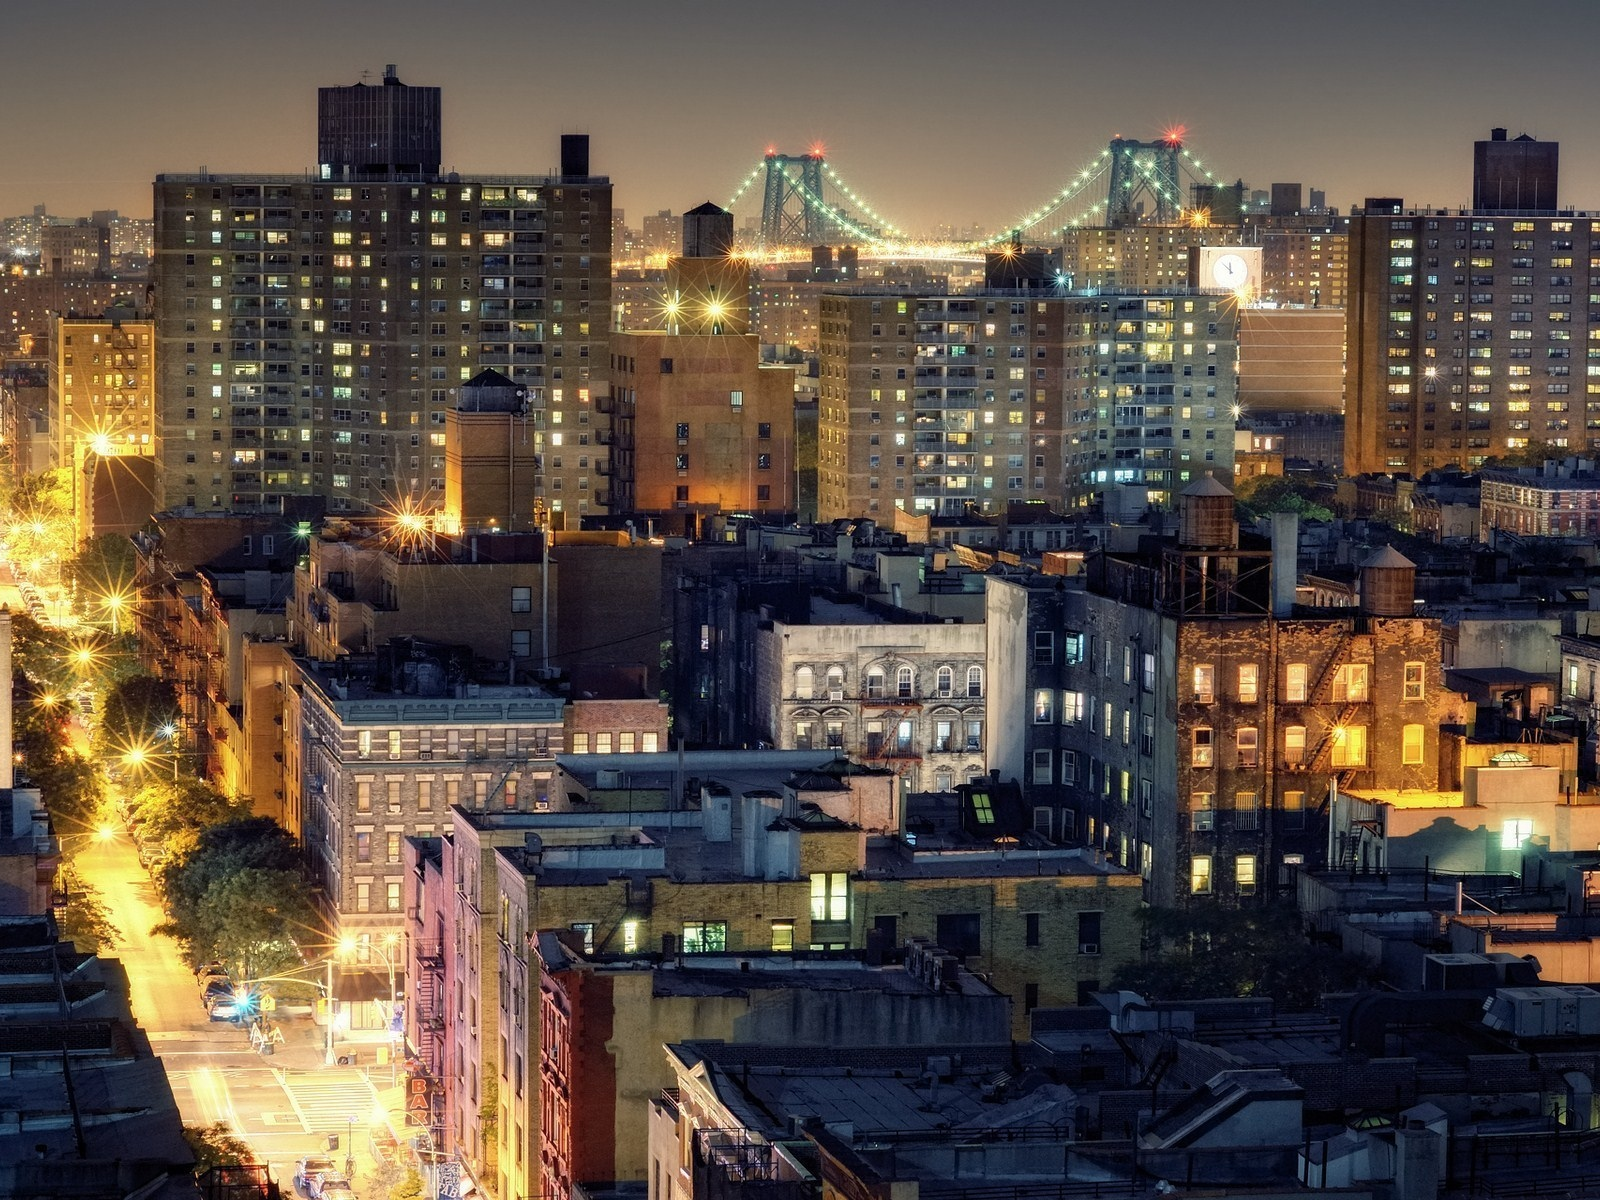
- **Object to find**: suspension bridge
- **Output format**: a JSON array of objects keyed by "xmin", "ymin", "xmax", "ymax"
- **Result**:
[{"xmin": 723, "ymin": 130, "xmax": 1240, "ymax": 261}]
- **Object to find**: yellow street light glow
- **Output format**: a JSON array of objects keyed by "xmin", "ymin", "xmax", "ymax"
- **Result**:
[
  {"xmin": 706, "ymin": 300, "xmax": 725, "ymax": 321},
  {"xmin": 88, "ymin": 433, "xmax": 114, "ymax": 456},
  {"xmin": 338, "ymin": 935, "xmax": 359, "ymax": 957},
  {"xmin": 123, "ymin": 746, "xmax": 148, "ymax": 766},
  {"xmin": 96, "ymin": 825, "xmax": 115, "ymax": 843}
]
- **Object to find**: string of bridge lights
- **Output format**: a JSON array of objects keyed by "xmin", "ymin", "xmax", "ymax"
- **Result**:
[
  {"xmin": 973, "ymin": 147, "xmax": 1115, "ymax": 248},
  {"xmin": 777, "ymin": 168, "xmax": 884, "ymax": 245},
  {"xmin": 722, "ymin": 139, "xmax": 1229, "ymax": 251}
]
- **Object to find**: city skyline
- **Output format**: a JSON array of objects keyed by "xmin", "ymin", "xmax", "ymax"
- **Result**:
[{"xmin": 6, "ymin": 0, "xmax": 1600, "ymax": 234}]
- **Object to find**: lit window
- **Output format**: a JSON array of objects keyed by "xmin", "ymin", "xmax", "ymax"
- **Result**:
[
  {"xmin": 1236, "ymin": 855, "xmax": 1257, "ymax": 895},
  {"xmin": 1236, "ymin": 726, "xmax": 1259, "ymax": 767},
  {"xmin": 1501, "ymin": 819, "xmax": 1533, "ymax": 849},
  {"xmin": 1190, "ymin": 855, "xmax": 1213, "ymax": 894},
  {"xmin": 1284, "ymin": 725, "xmax": 1306, "ymax": 765},
  {"xmin": 770, "ymin": 921, "xmax": 795, "ymax": 952},
  {"xmin": 1033, "ymin": 689, "xmax": 1054, "ymax": 723},
  {"xmin": 971, "ymin": 793, "xmax": 995, "ymax": 825},
  {"xmin": 809, "ymin": 872, "xmax": 849, "ymax": 921},
  {"xmin": 1192, "ymin": 726, "xmax": 1214, "ymax": 767},
  {"xmin": 1285, "ymin": 663, "xmax": 1308, "ymax": 703},
  {"xmin": 681, "ymin": 922, "xmax": 727, "ymax": 953},
  {"xmin": 1192, "ymin": 664, "xmax": 1215, "ymax": 703},
  {"xmin": 1237, "ymin": 663, "xmax": 1258, "ymax": 703},
  {"xmin": 1330, "ymin": 725, "xmax": 1368, "ymax": 768},
  {"xmin": 1402, "ymin": 724, "xmax": 1425, "ymax": 765},
  {"xmin": 1332, "ymin": 664, "xmax": 1370, "ymax": 703},
  {"xmin": 1403, "ymin": 661, "xmax": 1425, "ymax": 701}
]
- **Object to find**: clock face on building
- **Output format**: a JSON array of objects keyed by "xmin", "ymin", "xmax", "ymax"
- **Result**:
[{"xmin": 1212, "ymin": 252, "xmax": 1249, "ymax": 288}]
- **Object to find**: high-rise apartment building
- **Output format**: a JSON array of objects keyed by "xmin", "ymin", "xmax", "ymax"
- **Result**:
[
  {"xmin": 1345, "ymin": 204, "xmax": 1596, "ymax": 476},
  {"xmin": 152, "ymin": 73, "xmax": 612, "ymax": 521},
  {"xmin": 1258, "ymin": 227, "xmax": 1348, "ymax": 307},
  {"xmin": 1059, "ymin": 225, "xmax": 1230, "ymax": 291},
  {"xmin": 816, "ymin": 290, "xmax": 1238, "ymax": 520},
  {"xmin": 52, "ymin": 308, "xmax": 158, "ymax": 540},
  {"xmin": 1344, "ymin": 130, "xmax": 1589, "ymax": 477}
]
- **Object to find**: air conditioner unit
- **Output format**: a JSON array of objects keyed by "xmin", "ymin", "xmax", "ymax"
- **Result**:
[
  {"xmin": 1079, "ymin": 943, "xmax": 1099, "ymax": 956},
  {"xmin": 1193, "ymin": 812, "xmax": 1214, "ymax": 831},
  {"xmin": 419, "ymin": 751, "xmax": 432, "ymax": 760},
  {"xmin": 829, "ymin": 690, "xmax": 844, "ymax": 701}
]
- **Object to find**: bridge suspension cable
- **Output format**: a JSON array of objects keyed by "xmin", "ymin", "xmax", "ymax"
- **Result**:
[{"xmin": 718, "ymin": 134, "xmax": 1236, "ymax": 255}]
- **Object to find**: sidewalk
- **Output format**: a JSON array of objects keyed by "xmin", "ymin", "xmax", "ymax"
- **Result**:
[{"xmin": 262, "ymin": 1015, "xmax": 412, "ymax": 1196}]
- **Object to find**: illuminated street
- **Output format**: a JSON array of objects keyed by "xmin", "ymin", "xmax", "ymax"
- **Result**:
[{"xmin": 76, "ymin": 830, "xmax": 391, "ymax": 1191}]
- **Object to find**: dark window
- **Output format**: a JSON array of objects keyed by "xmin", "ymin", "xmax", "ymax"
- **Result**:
[
  {"xmin": 1024, "ymin": 983, "xmax": 1039, "ymax": 1013},
  {"xmin": 1076, "ymin": 979, "xmax": 1100, "ymax": 1007},
  {"xmin": 757, "ymin": 423, "xmax": 772, "ymax": 439},
  {"xmin": 676, "ymin": 422, "xmax": 689, "ymax": 439},
  {"xmin": 873, "ymin": 914, "xmax": 898, "ymax": 946},
  {"xmin": 1024, "ymin": 912, "xmax": 1041, "ymax": 947},
  {"xmin": 756, "ymin": 454, "xmax": 771, "ymax": 470},
  {"xmin": 675, "ymin": 486, "xmax": 689, "ymax": 501},
  {"xmin": 660, "ymin": 358, "xmax": 673, "ymax": 374},
  {"xmin": 675, "ymin": 453, "xmax": 689, "ymax": 470},
  {"xmin": 936, "ymin": 912, "xmax": 981, "ymax": 959},
  {"xmin": 756, "ymin": 485, "xmax": 771, "ymax": 502},
  {"xmin": 1078, "ymin": 911, "xmax": 1102, "ymax": 954}
]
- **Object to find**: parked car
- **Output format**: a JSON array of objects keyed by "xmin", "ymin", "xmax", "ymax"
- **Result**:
[
  {"xmin": 293, "ymin": 1157, "xmax": 338, "ymax": 1198},
  {"xmin": 201, "ymin": 978, "xmax": 233, "ymax": 1009},
  {"xmin": 318, "ymin": 1179, "xmax": 355, "ymax": 1200},
  {"xmin": 206, "ymin": 993, "xmax": 250, "ymax": 1022}
]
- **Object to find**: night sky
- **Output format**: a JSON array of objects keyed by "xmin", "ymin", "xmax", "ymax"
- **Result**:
[{"xmin": 6, "ymin": 0, "xmax": 1600, "ymax": 233}]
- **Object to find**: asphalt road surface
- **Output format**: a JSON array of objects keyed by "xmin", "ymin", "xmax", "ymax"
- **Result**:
[{"xmin": 77, "ymin": 831, "xmax": 387, "ymax": 1194}]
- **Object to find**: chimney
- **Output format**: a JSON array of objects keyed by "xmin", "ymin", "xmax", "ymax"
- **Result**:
[{"xmin": 1271, "ymin": 512, "xmax": 1299, "ymax": 618}]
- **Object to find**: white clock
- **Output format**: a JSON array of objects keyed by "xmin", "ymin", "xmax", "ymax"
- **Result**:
[{"xmin": 1212, "ymin": 252, "xmax": 1249, "ymax": 288}]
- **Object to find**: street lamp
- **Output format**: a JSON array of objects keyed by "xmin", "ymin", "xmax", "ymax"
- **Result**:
[
  {"xmin": 160, "ymin": 722, "xmax": 180, "ymax": 780},
  {"xmin": 100, "ymin": 590, "xmax": 133, "ymax": 636}
]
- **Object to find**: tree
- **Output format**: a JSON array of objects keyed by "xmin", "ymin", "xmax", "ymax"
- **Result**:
[
  {"xmin": 13, "ymin": 672, "xmax": 102, "ymax": 832},
  {"xmin": 1234, "ymin": 475, "xmax": 1335, "ymax": 524},
  {"xmin": 128, "ymin": 778, "xmax": 251, "ymax": 859},
  {"xmin": 56, "ymin": 868, "xmax": 119, "ymax": 953},
  {"xmin": 157, "ymin": 818, "xmax": 309, "ymax": 967},
  {"xmin": 1112, "ymin": 906, "xmax": 1372, "ymax": 1011},
  {"xmin": 183, "ymin": 1123, "xmax": 254, "ymax": 1172},
  {"xmin": 63, "ymin": 534, "xmax": 137, "ymax": 609},
  {"xmin": 389, "ymin": 1170, "xmax": 425, "ymax": 1200},
  {"xmin": 99, "ymin": 673, "xmax": 180, "ymax": 753},
  {"xmin": 196, "ymin": 866, "xmax": 319, "ymax": 981},
  {"xmin": 1483, "ymin": 440, "xmax": 1560, "ymax": 470}
]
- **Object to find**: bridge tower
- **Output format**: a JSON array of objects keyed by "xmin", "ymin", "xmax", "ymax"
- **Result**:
[
  {"xmin": 1105, "ymin": 137, "xmax": 1184, "ymax": 225},
  {"xmin": 760, "ymin": 153, "xmax": 829, "ymax": 246}
]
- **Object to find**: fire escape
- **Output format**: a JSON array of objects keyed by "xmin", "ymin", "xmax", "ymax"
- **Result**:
[
  {"xmin": 413, "ymin": 938, "xmax": 447, "ymax": 1104},
  {"xmin": 1303, "ymin": 632, "xmax": 1375, "ymax": 797}
]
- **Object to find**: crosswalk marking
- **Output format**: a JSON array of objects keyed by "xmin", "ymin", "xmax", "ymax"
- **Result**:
[{"xmin": 278, "ymin": 1071, "xmax": 381, "ymax": 1134}]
